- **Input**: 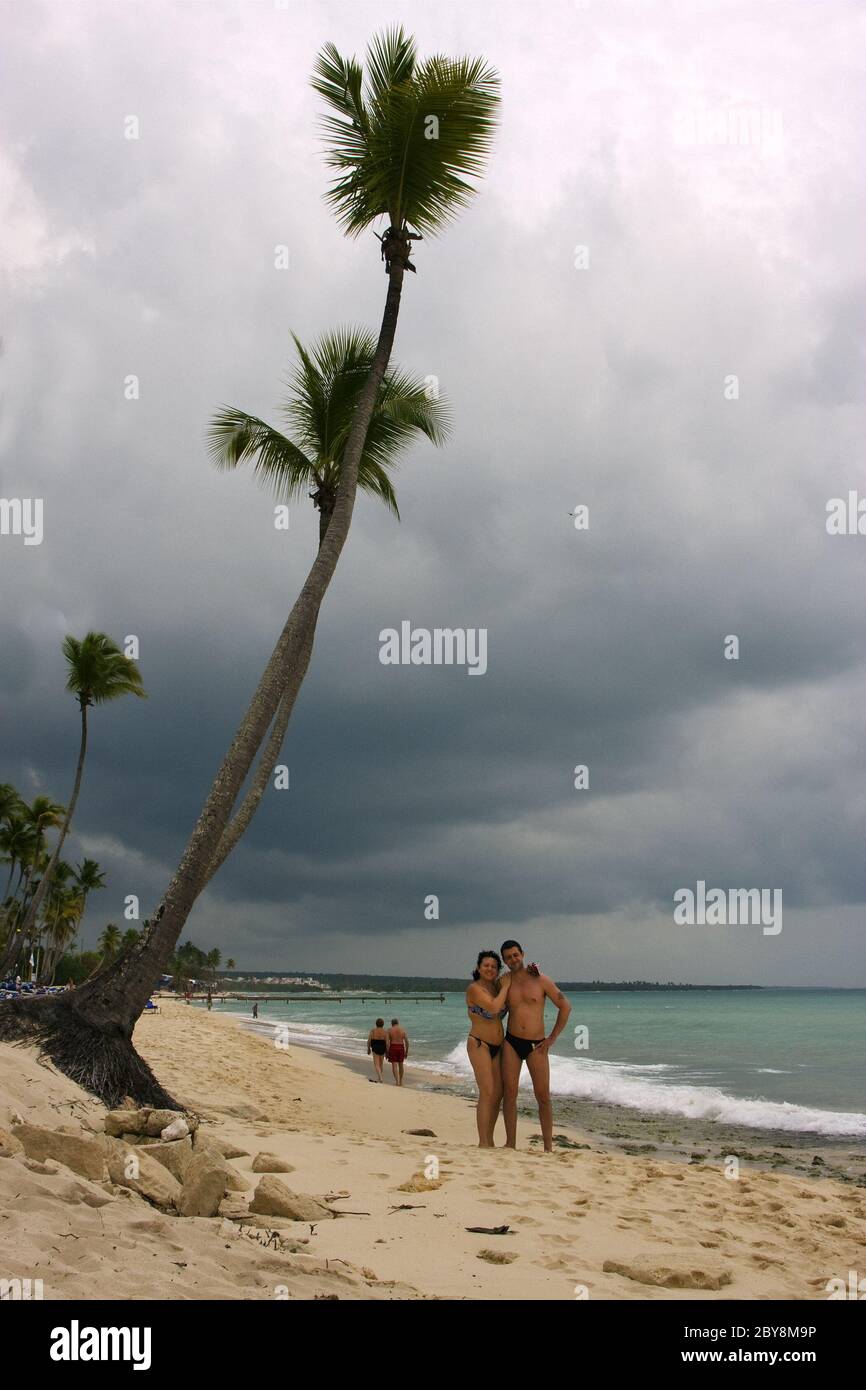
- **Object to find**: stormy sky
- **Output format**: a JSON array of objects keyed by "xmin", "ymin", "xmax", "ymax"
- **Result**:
[{"xmin": 1, "ymin": 0, "xmax": 864, "ymax": 984}]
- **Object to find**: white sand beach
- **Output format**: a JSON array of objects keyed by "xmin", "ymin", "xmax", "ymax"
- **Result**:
[{"xmin": 1, "ymin": 1000, "xmax": 864, "ymax": 1301}]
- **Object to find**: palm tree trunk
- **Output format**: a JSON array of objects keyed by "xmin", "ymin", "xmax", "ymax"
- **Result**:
[
  {"xmin": 0, "ymin": 251, "xmax": 409, "ymax": 1106},
  {"xmin": 201, "ymin": 500, "xmax": 332, "ymax": 888},
  {"xmin": 201, "ymin": 622, "xmax": 316, "ymax": 889},
  {"xmin": 19, "ymin": 705, "xmax": 88, "ymax": 937}
]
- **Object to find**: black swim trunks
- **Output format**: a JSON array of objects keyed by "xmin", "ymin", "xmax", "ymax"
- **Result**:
[
  {"xmin": 505, "ymin": 1032, "xmax": 544, "ymax": 1061},
  {"xmin": 370, "ymin": 1039, "xmax": 387, "ymax": 1056}
]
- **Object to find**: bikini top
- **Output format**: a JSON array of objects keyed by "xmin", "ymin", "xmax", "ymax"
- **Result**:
[{"xmin": 468, "ymin": 1001, "xmax": 499, "ymax": 1021}]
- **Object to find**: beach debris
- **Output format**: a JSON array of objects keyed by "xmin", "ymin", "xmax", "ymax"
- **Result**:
[
  {"xmin": 477, "ymin": 1249, "xmax": 518, "ymax": 1264},
  {"xmin": 249, "ymin": 1174, "xmax": 334, "ymax": 1222},
  {"xmin": 177, "ymin": 1150, "xmax": 233, "ymax": 1218},
  {"xmin": 403, "ymin": 1128, "xmax": 437, "ymax": 1137},
  {"xmin": 105, "ymin": 1137, "xmax": 183, "ymax": 1211},
  {"xmin": 251, "ymin": 1151, "xmax": 295, "ymax": 1174},
  {"xmin": 103, "ymin": 1109, "xmax": 148, "ymax": 1137},
  {"xmin": 465, "ymin": 1225, "xmax": 510, "ymax": 1235},
  {"xmin": 145, "ymin": 1109, "xmax": 187, "ymax": 1137},
  {"xmin": 529, "ymin": 1133, "xmax": 589, "ymax": 1151},
  {"xmin": 396, "ymin": 1172, "xmax": 443, "ymax": 1193},
  {"xmin": 389, "ymin": 1203, "xmax": 425, "ymax": 1211},
  {"xmin": 12, "ymin": 1122, "xmax": 106, "ymax": 1181},
  {"xmin": 602, "ymin": 1257, "xmax": 732, "ymax": 1290},
  {"xmin": 160, "ymin": 1117, "xmax": 190, "ymax": 1142}
]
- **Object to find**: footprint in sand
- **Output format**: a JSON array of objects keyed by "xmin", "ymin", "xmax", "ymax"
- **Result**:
[{"xmin": 534, "ymin": 1254, "xmax": 575, "ymax": 1272}]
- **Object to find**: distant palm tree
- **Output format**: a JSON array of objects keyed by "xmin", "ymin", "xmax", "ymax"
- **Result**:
[
  {"xmin": 206, "ymin": 948, "xmax": 221, "ymax": 989},
  {"xmin": 203, "ymin": 328, "xmax": 447, "ymax": 882},
  {"xmin": 0, "ymin": 796, "xmax": 64, "ymax": 976},
  {"xmin": 41, "ymin": 865, "xmax": 84, "ymax": 982},
  {"xmin": 97, "ymin": 924, "xmax": 122, "ymax": 961},
  {"xmin": 73, "ymin": 858, "xmax": 106, "ymax": 922},
  {"xmin": 19, "ymin": 796, "xmax": 65, "ymax": 904},
  {"xmin": 0, "ymin": 785, "xmax": 28, "ymax": 904},
  {"xmin": 17, "ymin": 634, "xmax": 145, "ymax": 938}
]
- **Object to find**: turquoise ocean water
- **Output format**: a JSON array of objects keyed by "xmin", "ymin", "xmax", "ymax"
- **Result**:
[{"xmin": 204, "ymin": 988, "xmax": 866, "ymax": 1138}]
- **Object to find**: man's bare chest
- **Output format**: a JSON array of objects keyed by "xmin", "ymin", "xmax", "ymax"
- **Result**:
[{"xmin": 509, "ymin": 980, "xmax": 545, "ymax": 1009}]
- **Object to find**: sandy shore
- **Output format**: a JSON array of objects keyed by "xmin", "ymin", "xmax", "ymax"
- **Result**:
[{"xmin": 1, "ymin": 999, "xmax": 864, "ymax": 1301}]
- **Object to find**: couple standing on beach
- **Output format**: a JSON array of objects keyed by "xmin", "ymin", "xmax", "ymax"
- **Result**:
[{"xmin": 466, "ymin": 941, "xmax": 571, "ymax": 1152}]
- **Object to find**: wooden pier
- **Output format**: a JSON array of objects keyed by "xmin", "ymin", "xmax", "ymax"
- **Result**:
[{"xmin": 179, "ymin": 993, "xmax": 446, "ymax": 1004}]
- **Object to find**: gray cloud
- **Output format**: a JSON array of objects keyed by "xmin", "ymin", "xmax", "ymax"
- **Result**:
[{"xmin": 1, "ymin": 0, "xmax": 864, "ymax": 984}]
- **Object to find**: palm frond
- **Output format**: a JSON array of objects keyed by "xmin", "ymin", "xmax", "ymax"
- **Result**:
[
  {"xmin": 365, "ymin": 26, "xmax": 416, "ymax": 104},
  {"xmin": 207, "ymin": 408, "xmax": 318, "ymax": 501},
  {"xmin": 313, "ymin": 33, "xmax": 500, "ymax": 237}
]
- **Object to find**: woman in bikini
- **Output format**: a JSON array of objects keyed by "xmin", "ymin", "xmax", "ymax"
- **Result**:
[
  {"xmin": 367, "ymin": 1018, "xmax": 388, "ymax": 1083},
  {"xmin": 466, "ymin": 951, "xmax": 512, "ymax": 1147}
]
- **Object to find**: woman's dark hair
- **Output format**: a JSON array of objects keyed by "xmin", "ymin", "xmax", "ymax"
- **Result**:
[
  {"xmin": 472, "ymin": 950, "xmax": 501, "ymax": 981},
  {"xmin": 375, "ymin": 1018, "xmax": 384, "ymax": 1027}
]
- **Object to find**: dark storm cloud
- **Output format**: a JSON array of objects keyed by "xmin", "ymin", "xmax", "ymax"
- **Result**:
[{"xmin": 1, "ymin": 0, "xmax": 864, "ymax": 983}]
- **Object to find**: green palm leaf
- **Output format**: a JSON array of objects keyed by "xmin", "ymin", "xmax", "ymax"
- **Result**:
[
  {"xmin": 313, "ymin": 27, "xmax": 500, "ymax": 238},
  {"xmin": 208, "ymin": 409, "xmax": 318, "ymax": 501},
  {"xmin": 208, "ymin": 327, "xmax": 449, "ymax": 520}
]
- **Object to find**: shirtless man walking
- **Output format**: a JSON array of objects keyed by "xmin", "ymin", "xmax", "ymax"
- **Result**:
[
  {"xmin": 386, "ymin": 1018, "xmax": 409, "ymax": 1086},
  {"xmin": 500, "ymin": 940, "xmax": 571, "ymax": 1152}
]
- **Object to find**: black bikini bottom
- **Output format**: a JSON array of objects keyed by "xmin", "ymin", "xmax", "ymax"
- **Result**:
[
  {"xmin": 505, "ymin": 1032, "xmax": 544, "ymax": 1061},
  {"xmin": 370, "ymin": 1040, "xmax": 386, "ymax": 1055},
  {"xmin": 471, "ymin": 1034, "xmax": 502, "ymax": 1061}
]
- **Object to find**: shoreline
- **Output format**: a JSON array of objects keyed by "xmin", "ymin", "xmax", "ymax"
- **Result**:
[{"xmin": 222, "ymin": 1003, "xmax": 866, "ymax": 1188}]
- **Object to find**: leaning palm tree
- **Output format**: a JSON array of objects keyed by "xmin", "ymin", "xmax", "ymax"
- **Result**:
[
  {"xmin": 0, "ymin": 27, "xmax": 498, "ymax": 1108},
  {"xmin": 16, "ymin": 634, "xmax": 145, "ymax": 941},
  {"xmin": 202, "ymin": 327, "xmax": 447, "ymax": 883}
]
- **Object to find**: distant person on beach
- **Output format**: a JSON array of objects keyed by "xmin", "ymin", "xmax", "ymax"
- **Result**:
[
  {"xmin": 206, "ymin": 991, "xmax": 212, "ymax": 1011},
  {"xmin": 386, "ymin": 1019, "xmax": 409, "ymax": 1085},
  {"xmin": 465, "ymin": 951, "xmax": 512, "ymax": 1147},
  {"xmin": 367, "ymin": 1018, "xmax": 388, "ymax": 1082},
  {"xmin": 252, "ymin": 1001, "xmax": 258, "ymax": 1019},
  {"xmin": 500, "ymin": 941, "xmax": 571, "ymax": 1153}
]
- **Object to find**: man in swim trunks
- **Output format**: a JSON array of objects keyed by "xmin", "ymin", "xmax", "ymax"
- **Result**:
[
  {"xmin": 500, "ymin": 940, "xmax": 571, "ymax": 1152},
  {"xmin": 386, "ymin": 1018, "xmax": 409, "ymax": 1086}
]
